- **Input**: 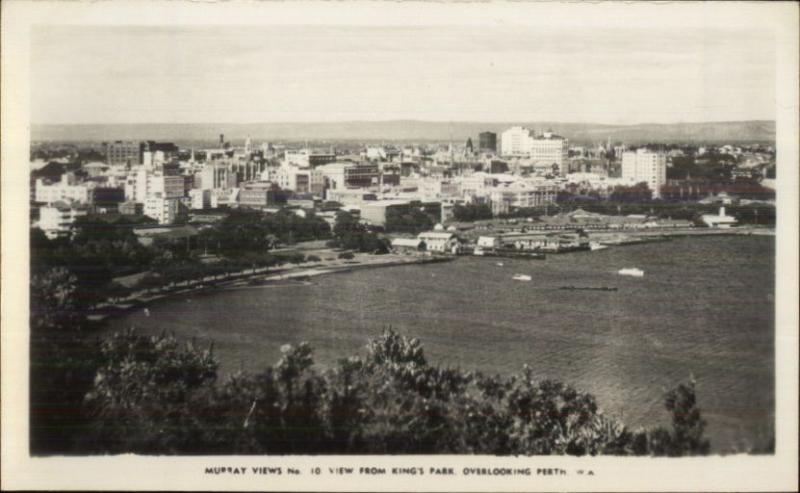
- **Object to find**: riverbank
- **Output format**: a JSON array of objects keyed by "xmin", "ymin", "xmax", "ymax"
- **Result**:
[
  {"xmin": 89, "ymin": 226, "xmax": 772, "ymax": 322},
  {"xmin": 88, "ymin": 253, "xmax": 454, "ymax": 322},
  {"xmin": 588, "ymin": 225, "xmax": 774, "ymax": 246}
]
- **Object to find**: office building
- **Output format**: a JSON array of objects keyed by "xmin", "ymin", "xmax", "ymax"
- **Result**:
[
  {"xmin": 621, "ymin": 149, "xmax": 667, "ymax": 198},
  {"xmin": 103, "ymin": 141, "xmax": 142, "ymax": 166},
  {"xmin": 479, "ymin": 132, "xmax": 497, "ymax": 152}
]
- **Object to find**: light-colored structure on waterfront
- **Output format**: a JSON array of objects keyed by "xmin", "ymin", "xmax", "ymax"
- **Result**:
[
  {"xmin": 701, "ymin": 207, "xmax": 738, "ymax": 228},
  {"xmin": 417, "ymin": 231, "xmax": 459, "ymax": 254}
]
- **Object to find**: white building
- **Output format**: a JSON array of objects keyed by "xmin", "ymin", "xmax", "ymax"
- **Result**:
[
  {"xmin": 701, "ymin": 207, "xmax": 738, "ymax": 228},
  {"xmin": 500, "ymin": 127, "xmax": 568, "ymax": 174},
  {"xmin": 199, "ymin": 163, "xmax": 231, "ymax": 191},
  {"xmin": 500, "ymin": 126, "xmax": 535, "ymax": 156},
  {"xmin": 125, "ymin": 169, "xmax": 185, "ymax": 203},
  {"xmin": 417, "ymin": 231, "xmax": 459, "ymax": 254},
  {"xmin": 35, "ymin": 174, "xmax": 91, "ymax": 204},
  {"xmin": 38, "ymin": 203, "xmax": 88, "ymax": 239},
  {"xmin": 530, "ymin": 132, "xmax": 569, "ymax": 175},
  {"xmin": 144, "ymin": 196, "xmax": 180, "ymax": 225},
  {"xmin": 621, "ymin": 149, "xmax": 667, "ymax": 198},
  {"xmin": 189, "ymin": 189, "xmax": 212, "ymax": 210},
  {"xmin": 488, "ymin": 182, "xmax": 558, "ymax": 215},
  {"xmin": 276, "ymin": 165, "xmax": 324, "ymax": 196}
]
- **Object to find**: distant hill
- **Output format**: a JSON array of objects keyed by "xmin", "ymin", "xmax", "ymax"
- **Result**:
[{"xmin": 31, "ymin": 120, "xmax": 775, "ymax": 145}]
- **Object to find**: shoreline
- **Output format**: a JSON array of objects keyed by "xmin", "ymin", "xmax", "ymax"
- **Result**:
[
  {"xmin": 87, "ymin": 254, "xmax": 455, "ymax": 323},
  {"xmin": 87, "ymin": 227, "xmax": 773, "ymax": 323}
]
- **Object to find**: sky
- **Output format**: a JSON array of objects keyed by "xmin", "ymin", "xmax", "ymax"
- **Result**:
[{"xmin": 31, "ymin": 24, "xmax": 776, "ymax": 125}]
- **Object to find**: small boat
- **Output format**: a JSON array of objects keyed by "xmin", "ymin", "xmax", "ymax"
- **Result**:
[
  {"xmin": 512, "ymin": 274, "xmax": 532, "ymax": 282},
  {"xmin": 590, "ymin": 242, "xmax": 608, "ymax": 251},
  {"xmin": 559, "ymin": 286, "xmax": 618, "ymax": 292},
  {"xmin": 618, "ymin": 268, "xmax": 644, "ymax": 277},
  {"xmin": 496, "ymin": 262, "xmax": 504, "ymax": 267}
]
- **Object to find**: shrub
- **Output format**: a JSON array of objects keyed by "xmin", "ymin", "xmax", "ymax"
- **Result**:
[{"xmin": 67, "ymin": 328, "xmax": 710, "ymax": 456}]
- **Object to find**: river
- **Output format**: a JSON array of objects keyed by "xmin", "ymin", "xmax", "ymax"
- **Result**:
[{"xmin": 107, "ymin": 235, "xmax": 775, "ymax": 453}]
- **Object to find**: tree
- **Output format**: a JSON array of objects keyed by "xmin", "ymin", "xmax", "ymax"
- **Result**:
[
  {"xmin": 453, "ymin": 203, "xmax": 493, "ymax": 222},
  {"xmin": 30, "ymin": 268, "xmax": 100, "ymax": 454},
  {"xmin": 648, "ymin": 379, "xmax": 710, "ymax": 456},
  {"xmin": 331, "ymin": 211, "xmax": 389, "ymax": 254},
  {"xmin": 81, "ymin": 329, "xmax": 218, "ymax": 454}
]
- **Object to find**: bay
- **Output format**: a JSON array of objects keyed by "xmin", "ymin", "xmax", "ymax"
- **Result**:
[{"xmin": 107, "ymin": 235, "xmax": 775, "ymax": 453}]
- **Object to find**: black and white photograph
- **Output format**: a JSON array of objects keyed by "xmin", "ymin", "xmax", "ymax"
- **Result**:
[{"xmin": 2, "ymin": 0, "xmax": 798, "ymax": 491}]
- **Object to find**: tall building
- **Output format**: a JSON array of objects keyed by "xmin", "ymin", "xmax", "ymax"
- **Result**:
[
  {"xmin": 530, "ymin": 131, "xmax": 569, "ymax": 175},
  {"xmin": 500, "ymin": 127, "xmax": 568, "ymax": 174},
  {"xmin": 479, "ymin": 132, "xmax": 497, "ymax": 152},
  {"xmin": 621, "ymin": 149, "xmax": 667, "ymax": 198},
  {"xmin": 144, "ymin": 196, "xmax": 180, "ymax": 225},
  {"xmin": 103, "ymin": 141, "xmax": 142, "ymax": 166},
  {"xmin": 500, "ymin": 126, "xmax": 534, "ymax": 156}
]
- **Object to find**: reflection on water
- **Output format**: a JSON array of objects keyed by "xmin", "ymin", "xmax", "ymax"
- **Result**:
[{"xmin": 109, "ymin": 235, "xmax": 775, "ymax": 452}]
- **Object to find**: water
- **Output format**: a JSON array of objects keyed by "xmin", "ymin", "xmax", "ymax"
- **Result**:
[{"xmin": 108, "ymin": 235, "xmax": 775, "ymax": 453}]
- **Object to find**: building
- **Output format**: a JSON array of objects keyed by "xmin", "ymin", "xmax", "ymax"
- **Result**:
[
  {"xmin": 132, "ymin": 225, "xmax": 198, "ymax": 247},
  {"xmin": 488, "ymin": 182, "xmax": 558, "ymax": 215},
  {"xmin": 276, "ymin": 165, "xmax": 324, "ymax": 196},
  {"xmin": 529, "ymin": 131, "xmax": 569, "ymax": 175},
  {"xmin": 198, "ymin": 163, "xmax": 234, "ymax": 191},
  {"xmin": 119, "ymin": 201, "xmax": 143, "ymax": 216},
  {"xmin": 238, "ymin": 182, "xmax": 279, "ymax": 209},
  {"xmin": 500, "ymin": 126, "xmax": 534, "ymax": 156},
  {"xmin": 124, "ymin": 169, "xmax": 186, "ymax": 203},
  {"xmin": 37, "ymin": 202, "xmax": 88, "ymax": 239},
  {"xmin": 103, "ymin": 140, "xmax": 142, "ymax": 166},
  {"xmin": 391, "ymin": 238, "xmax": 425, "ymax": 254},
  {"xmin": 144, "ymin": 196, "xmax": 180, "ymax": 225},
  {"xmin": 189, "ymin": 189, "xmax": 212, "ymax": 210},
  {"xmin": 500, "ymin": 127, "xmax": 568, "ymax": 174},
  {"xmin": 479, "ymin": 132, "xmax": 497, "ymax": 152},
  {"xmin": 701, "ymin": 207, "xmax": 738, "ymax": 228},
  {"xmin": 621, "ymin": 149, "xmax": 667, "ymax": 198},
  {"xmin": 359, "ymin": 200, "xmax": 413, "ymax": 227},
  {"xmin": 34, "ymin": 173, "xmax": 91, "ymax": 204},
  {"xmin": 417, "ymin": 231, "xmax": 459, "ymax": 254},
  {"xmin": 285, "ymin": 149, "xmax": 336, "ymax": 168}
]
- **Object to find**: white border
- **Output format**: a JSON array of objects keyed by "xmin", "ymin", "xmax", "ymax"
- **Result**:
[{"xmin": 2, "ymin": 1, "xmax": 798, "ymax": 491}]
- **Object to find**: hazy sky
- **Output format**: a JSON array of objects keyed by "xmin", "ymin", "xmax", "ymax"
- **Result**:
[{"xmin": 31, "ymin": 25, "xmax": 775, "ymax": 125}]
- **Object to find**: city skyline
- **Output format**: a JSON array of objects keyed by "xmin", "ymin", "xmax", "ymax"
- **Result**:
[{"xmin": 32, "ymin": 24, "xmax": 775, "ymax": 126}]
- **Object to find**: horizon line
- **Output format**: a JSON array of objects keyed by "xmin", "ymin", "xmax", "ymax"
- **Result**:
[{"xmin": 31, "ymin": 119, "xmax": 776, "ymax": 127}]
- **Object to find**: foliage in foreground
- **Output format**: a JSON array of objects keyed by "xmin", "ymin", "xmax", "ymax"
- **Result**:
[{"xmin": 74, "ymin": 329, "xmax": 710, "ymax": 456}]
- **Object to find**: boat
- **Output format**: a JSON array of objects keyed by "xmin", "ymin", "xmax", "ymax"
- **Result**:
[
  {"xmin": 512, "ymin": 274, "xmax": 532, "ymax": 282},
  {"xmin": 618, "ymin": 268, "xmax": 644, "ymax": 277},
  {"xmin": 559, "ymin": 286, "xmax": 618, "ymax": 292},
  {"xmin": 496, "ymin": 262, "xmax": 504, "ymax": 267},
  {"xmin": 589, "ymin": 242, "xmax": 608, "ymax": 251}
]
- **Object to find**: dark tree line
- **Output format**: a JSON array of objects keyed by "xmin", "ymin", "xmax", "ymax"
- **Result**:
[
  {"xmin": 452, "ymin": 203, "xmax": 493, "ymax": 222},
  {"xmin": 328, "ymin": 211, "xmax": 389, "ymax": 253}
]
